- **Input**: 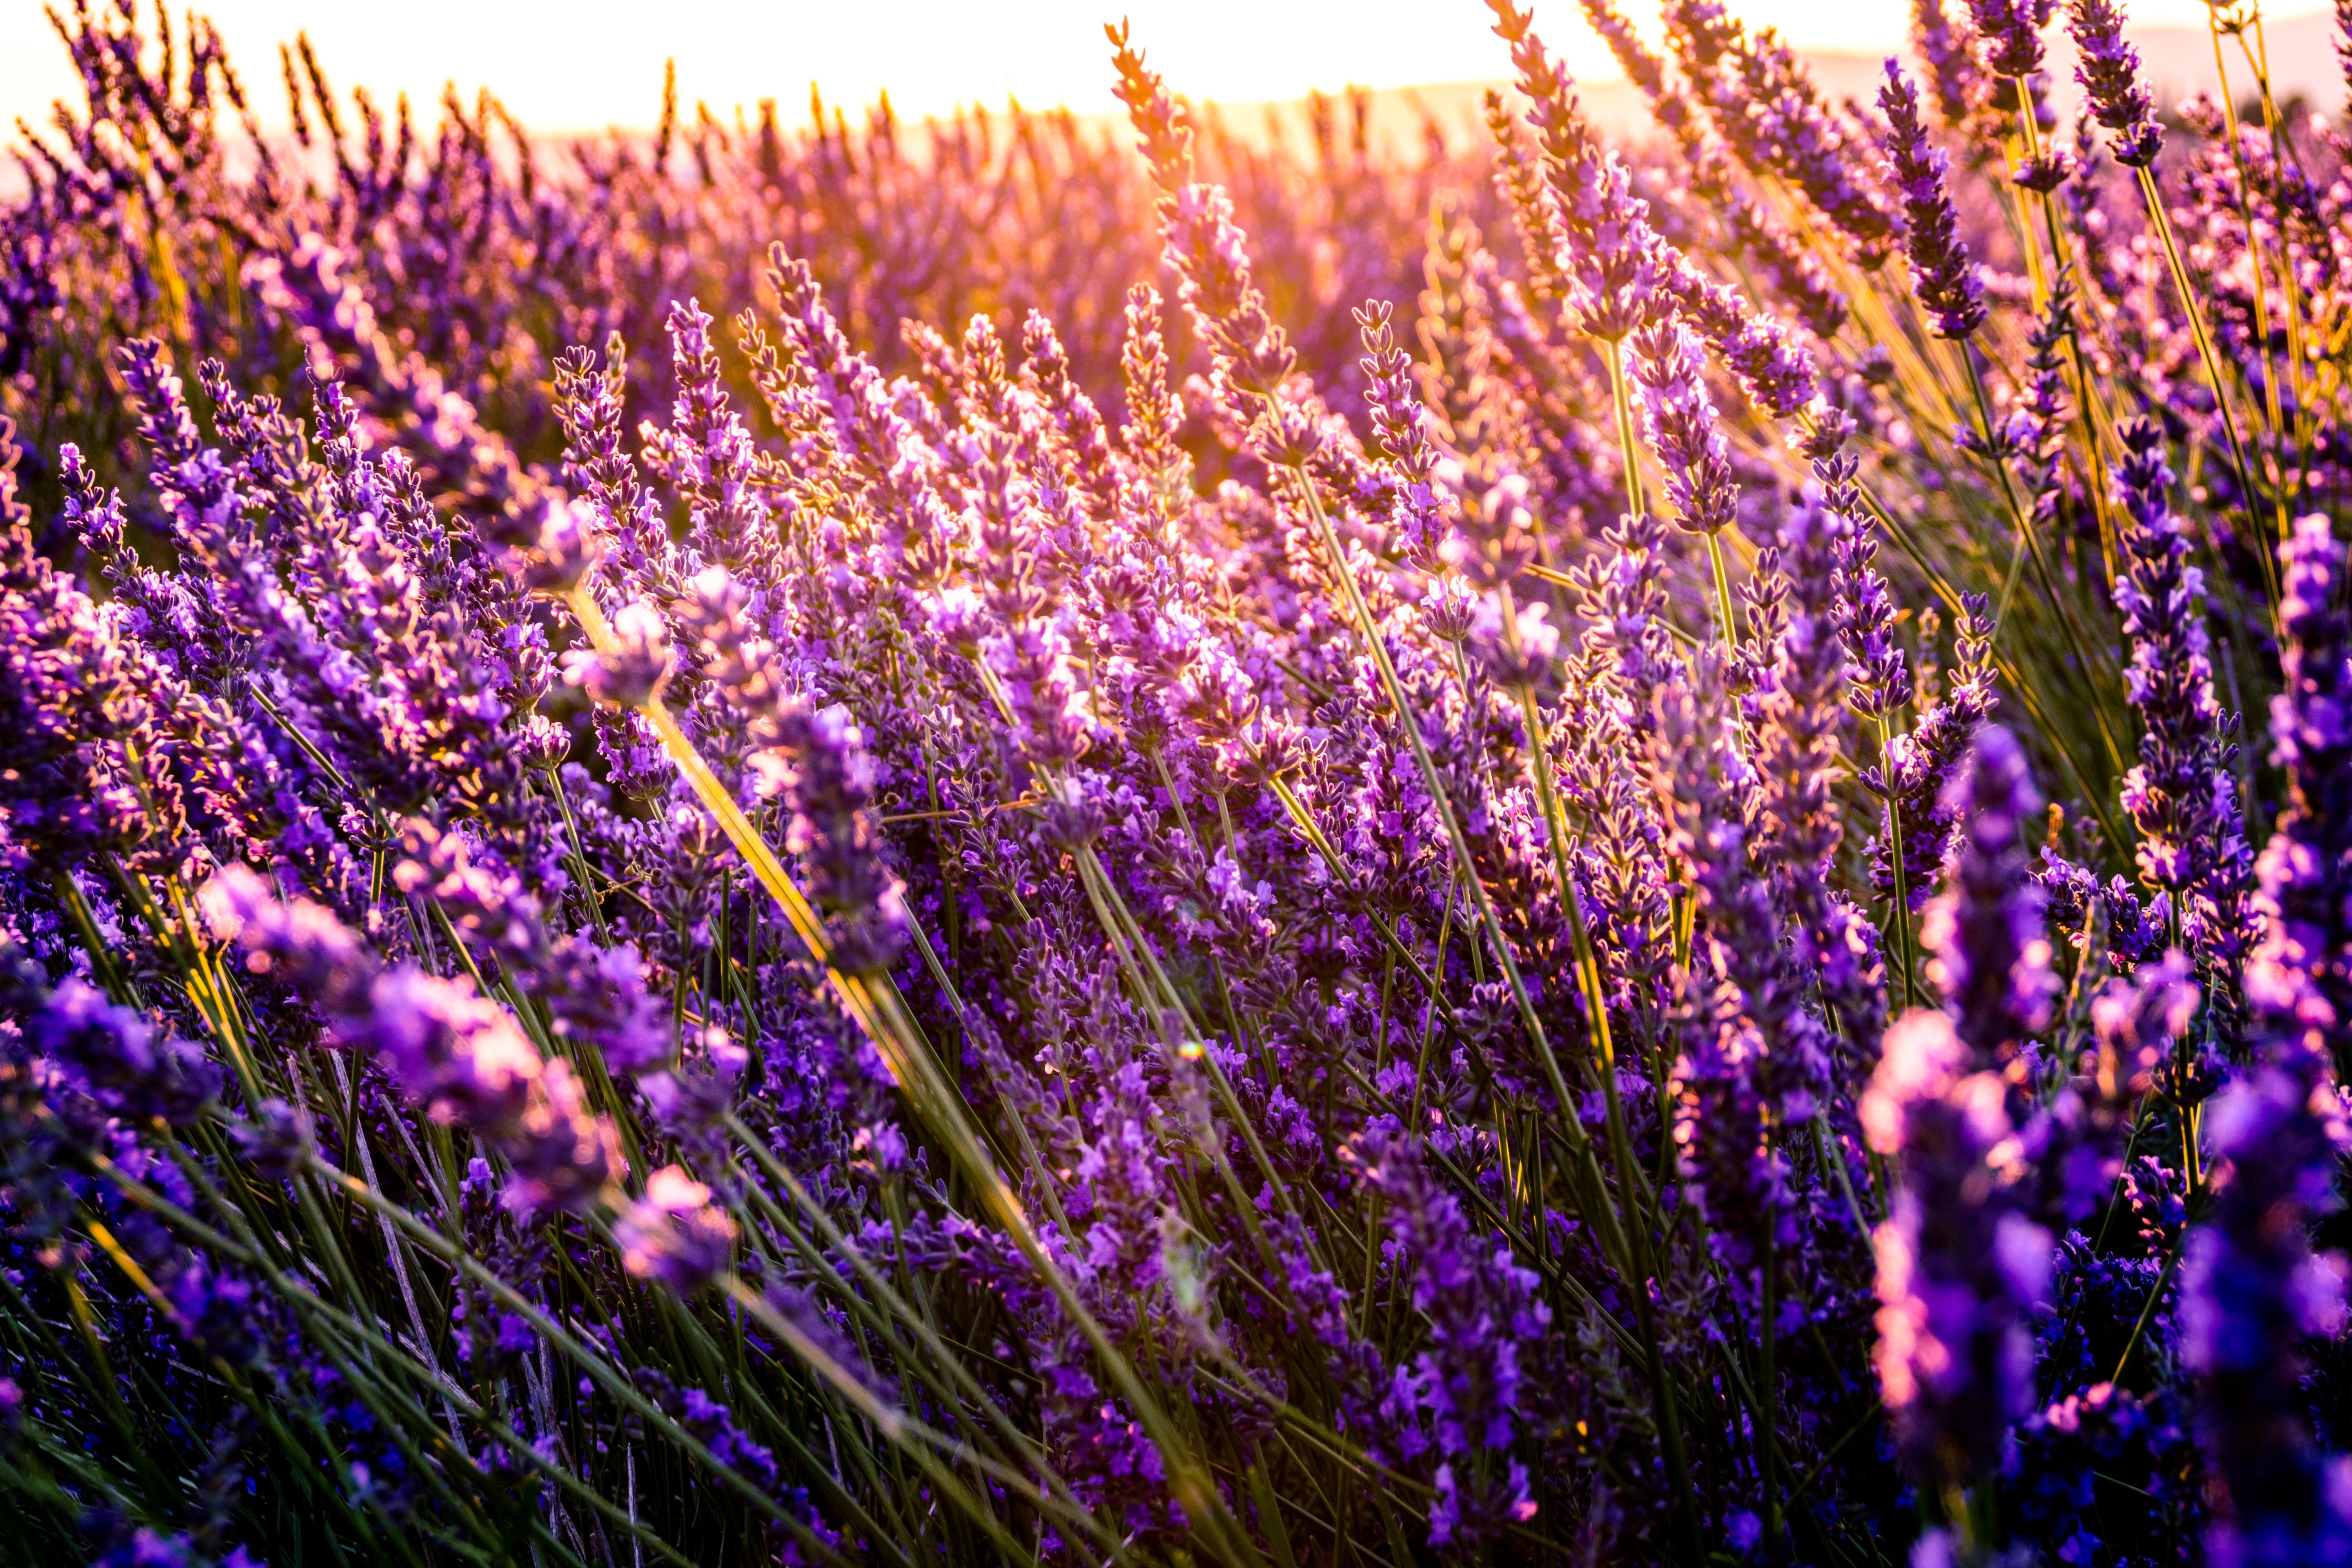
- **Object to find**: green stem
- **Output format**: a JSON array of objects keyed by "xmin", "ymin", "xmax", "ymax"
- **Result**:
[
  {"xmin": 561, "ymin": 588, "xmax": 1259, "ymax": 1566},
  {"xmin": 2134, "ymin": 164, "xmax": 2283, "ymax": 613},
  {"xmin": 1878, "ymin": 713, "xmax": 1916, "ymax": 1015},
  {"xmin": 1289, "ymin": 465, "xmax": 1701, "ymax": 1558}
]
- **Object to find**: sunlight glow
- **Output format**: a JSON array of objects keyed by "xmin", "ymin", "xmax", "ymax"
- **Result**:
[{"xmin": 3, "ymin": 0, "xmax": 2329, "ymax": 138}]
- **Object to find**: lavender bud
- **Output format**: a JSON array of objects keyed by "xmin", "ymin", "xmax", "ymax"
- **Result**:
[
  {"xmin": 1918, "ymin": 725, "xmax": 2055, "ymax": 1063},
  {"xmin": 199, "ymin": 865, "xmax": 377, "ymax": 1014}
]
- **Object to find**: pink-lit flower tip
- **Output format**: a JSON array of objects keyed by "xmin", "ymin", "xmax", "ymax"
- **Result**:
[
  {"xmin": 197, "ymin": 864, "xmax": 376, "ymax": 1013},
  {"xmin": 562, "ymin": 599, "xmax": 673, "ymax": 708},
  {"xmin": 616, "ymin": 1165, "xmax": 737, "ymax": 1294},
  {"xmin": 688, "ymin": 563, "xmax": 749, "ymax": 621},
  {"xmin": 361, "ymin": 968, "xmax": 544, "ymax": 1139},
  {"xmin": 502, "ymin": 1061, "xmax": 626, "ymax": 1219},
  {"xmin": 195, "ymin": 862, "xmax": 273, "ymax": 943},
  {"xmin": 1859, "ymin": 1009, "xmax": 1969, "ymax": 1154}
]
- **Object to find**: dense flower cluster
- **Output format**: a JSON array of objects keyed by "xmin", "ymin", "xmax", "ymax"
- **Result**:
[{"xmin": 5, "ymin": 0, "xmax": 2352, "ymax": 1563}]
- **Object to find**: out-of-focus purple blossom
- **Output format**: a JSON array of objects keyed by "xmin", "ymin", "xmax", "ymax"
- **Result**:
[
  {"xmin": 88, "ymin": 1527, "xmax": 264, "ymax": 1568},
  {"xmin": 350, "ymin": 967, "xmax": 544, "ymax": 1141},
  {"xmin": 2247, "ymin": 515, "xmax": 2352, "ymax": 1080},
  {"xmin": 1863, "ymin": 1007, "xmax": 2052, "ymax": 1491},
  {"xmin": 615, "ymin": 1165, "xmax": 738, "ymax": 1295},
  {"xmin": 506, "ymin": 495, "xmax": 599, "ymax": 596},
  {"xmin": 27, "ymin": 977, "xmax": 219, "ymax": 1125},
  {"xmin": 1437, "ymin": 458, "xmax": 1539, "ymax": 590},
  {"xmin": 1918, "ymin": 725, "xmax": 2054, "ymax": 1063},
  {"xmin": 198, "ymin": 864, "xmax": 376, "ymax": 1014},
  {"xmin": 545, "ymin": 936, "xmax": 674, "ymax": 1074},
  {"xmin": 1964, "ymin": 0, "xmax": 2050, "ymax": 80},
  {"xmin": 203, "ymin": 869, "xmax": 621, "ymax": 1213},
  {"xmin": 1469, "ymin": 597, "xmax": 1558, "ymax": 690},
  {"xmin": 562, "ymin": 599, "xmax": 675, "ymax": 710},
  {"xmin": 501, "ymin": 1060, "xmax": 624, "ymax": 1219},
  {"xmin": 2183, "ymin": 1066, "xmax": 2352, "ymax": 1567},
  {"xmin": 1911, "ymin": 0, "xmax": 1985, "ymax": 131}
]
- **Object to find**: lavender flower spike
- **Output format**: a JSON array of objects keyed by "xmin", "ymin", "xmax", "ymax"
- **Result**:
[
  {"xmin": 1918, "ymin": 724, "xmax": 2054, "ymax": 1065},
  {"xmin": 2246, "ymin": 515, "xmax": 2352, "ymax": 1080},
  {"xmin": 2182, "ymin": 1068, "xmax": 2352, "ymax": 1567},
  {"xmin": 681, "ymin": 567, "xmax": 907, "ymax": 972},
  {"xmin": 2114, "ymin": 418, "xmax": 2254, "ymax": 988},
  {"xmin": 1878, "ymin": 62, "xmax": 1986, "ymax": 339},
  {"xmin": 1863, "ymin": 1007, "xmax": 2052, "ymax": 1494},
  {"xmin": 1866, "ymin": 728, "xmax": 2057, "ymax": 1494},
  {"xmin": 2066, "ymin": 0, "xmax": 2162, "ymax": 167},
  {"xmin": 2182, "ymin": 518, "xmax": 2352, "ymax": 1568},
  {"xmin": 562, "ymin": 599, "xmax": 675, "ymax": 710}
]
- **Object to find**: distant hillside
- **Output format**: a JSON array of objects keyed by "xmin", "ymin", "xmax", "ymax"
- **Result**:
[{"xmin": 1151, "ymin": 7, "xmax": 2341, "ymax": 157}]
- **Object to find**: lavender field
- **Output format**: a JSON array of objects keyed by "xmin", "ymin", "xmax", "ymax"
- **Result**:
[{"xmin": 6, "ymin": 0, "xmax": 2352, "ymax": 1560}]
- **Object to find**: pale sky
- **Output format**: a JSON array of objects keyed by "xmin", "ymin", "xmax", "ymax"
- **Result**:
[{"xmin": 0, "ymin": 0, "xmax": 2328, "ymax": 136}]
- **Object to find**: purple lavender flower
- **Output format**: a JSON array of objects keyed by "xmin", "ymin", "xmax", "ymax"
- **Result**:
[
  {"xmin": 198, "ymin": 864, "xmax": 376, "ymax": 1014},
  {"xmin": 1348, "ymin": 1128, "xmax": 1552, "ymax": 1548},
  {"xmin": 615, "ymin": 1165, "xmax": 737, "ymax": 1294},
  {"xmin": 1661, "ymin": 0, "xmax": 1897, "ymax": 261},
  {"xmin": 2246, "ymin": 515, "xmax": 2352, "ymax": 1079},
  {"xmin": 2066, "ymin": 0, "xmax": 2162, "ymax": 167},
  {"xmin": 1964, "ymin": 0, "xmax": 2049, "ymax": 80},
  {"xmin": 1837, "ymin": 519, "xmax": 1913, "ymax": 722},
  {"xmin": 1918, "ymin": 724, "xmax": 2055, "ymax": 1063},
  {"xmin": 350, "ymin": 967, "xmax": 544, "ymax": 1141},
  {"xmin": 1656, "ymin": 650, "xmax": 1829, "ymax": 1299},
  {"xmin": 2182, "ymin": 1067, "xmax": 2352, "ymax": 1567},
  {"xmin": 1863, "ymin": 1007, "xmax": 2053, "ymax": 1491},
  {"xmin": 89, "ymin": 1528, "xmax": 263, "ymax": 1568},
  {"xmin": 1468, "ymin": 597, "xmax": 1558, "ymax": 690},
  {"xmin": 27, "ymin": 977, "xmax": 219, "ymax": 1125},
  {"xmin": 2114, "ymin": 417, "xmax": 2253, "ymax": 986},
  {"xmin": 1866, "ymin": 595, "xmax": 2000, "ymax": 910},
  {"xmin": 561, "ymin": 599, "xmax": 675, "ymax": 710},
  {"xmin": 1629, "ymin": 316, "xmax": 1739, "ymax": 537},
  {"xmin": 680, "ymin": 568, "xmax": 906, "ymax": 972},
  {"xmin": 1879, "ymin": 63, "xmax": 1987, "ymax": 339},
  {"xmin": 1911, "ymin": 0, "xmax": 1985, "ymax": 131},
  {"xmin": 203, "ymin": 868, "xmax": 621, "ymax": 1212},
  {"xmin": 2039, "ymin": 848, "xmax": 2172, "ymax": 974},
  {"xmin": 1757, "ymin": 491, "xmax": 1883, "ymax": 1074}
]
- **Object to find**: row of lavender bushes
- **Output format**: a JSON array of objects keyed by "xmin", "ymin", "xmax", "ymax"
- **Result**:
[{"xmin": 4, "ymin": 0, "xmax": 2352, "ymax": 1561}]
